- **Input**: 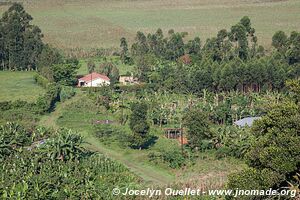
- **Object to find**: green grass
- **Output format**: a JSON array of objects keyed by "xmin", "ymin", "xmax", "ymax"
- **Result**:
[
  {"xmin": 0, "ymin": 71, "xmax": 45, "ymax": 102},
  {"xmin": 77, "ymin": 56, "xmax": 135, "ymax": 76},
  {"xmin": 1, "ymin": 0, "xmax": 299, "ymax": 50},
  {"xmin": 38, "ymin": 92, "xmax": 245, "ymax": 186}
]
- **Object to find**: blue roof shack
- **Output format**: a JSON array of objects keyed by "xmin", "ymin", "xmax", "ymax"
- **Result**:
[{"xmin": 234, "ymin": 117, "xmax": 261, "ymax": 127}]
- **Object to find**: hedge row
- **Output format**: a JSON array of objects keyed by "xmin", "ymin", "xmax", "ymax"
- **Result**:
[{"xmin": 34, "ymin": 73, "xmax": 50, "ymax": 89}]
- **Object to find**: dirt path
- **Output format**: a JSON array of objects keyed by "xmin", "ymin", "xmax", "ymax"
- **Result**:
[
  {"xmin": 39, "ymin": 94, "xmax": 82, "ymax": 129},
  {"xmin": 84, "ymin": 136, "xmax": 174, "ymax": 186},
  {"xmin": 38, "ymin": 93, "xmax": 174, "ymax": 186}
]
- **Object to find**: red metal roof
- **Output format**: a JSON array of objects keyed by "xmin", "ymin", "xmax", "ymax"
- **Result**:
[{"xmin": 78, "ymin": 72, "xmax": 110, "ymax": 82}]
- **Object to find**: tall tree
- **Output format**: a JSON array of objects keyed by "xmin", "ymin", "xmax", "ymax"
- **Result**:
[
  {"xmin": 286, "ymin": 31, "xmax": 300, "ymax": 65},
  {"xmin": 0, "ymin": 3, "xmax": 44, "ymax": 70},
  {"xmin": 183, "ymin": 108, "xmax": 212, "ymax": 150},
  {"xmin": 120, "ymin": 37, "xmax": 129, "ymax": 64},
  {"xmin": 272, "ymin": 31, "xmax": 288, "ymax": 53},
  {"xmin": 128, "ymin": 102, "xmax": 150, "ymax": 149}
]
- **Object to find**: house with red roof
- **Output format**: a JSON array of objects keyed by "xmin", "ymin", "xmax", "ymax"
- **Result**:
[{"xmin": 77, "ymin": 72, "xmax": 110, "ymax": 87}]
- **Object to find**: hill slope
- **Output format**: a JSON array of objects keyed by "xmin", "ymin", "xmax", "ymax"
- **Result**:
[{"xmin": 1, "ymin": 0, "xmax": 299, "ymax": 50}]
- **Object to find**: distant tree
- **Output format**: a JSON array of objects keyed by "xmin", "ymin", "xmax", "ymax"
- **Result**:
[
  {"xmin": 272, "ymin": 31, "xmax": 288, "ymax": 53},
  {"xmin": 0, "ymin": 3, "xmax": 44, "ymax": 70},
  {"xmin": 97, "ymin": 62, "xmax": 119, "ymax": 84},
  {"xmin": 87, "ymin": 59, "xmax": 96, "ymax": 87},
  {"xmin": 87, "ymin": 59, "xmax": 95, "ymax": 73},
  {"xmin": 286, "ymin": 31, "xmax": 300, "ymax": 65},
  {"xmin": 229, "ymin": 23, "xmax": 248, "ymax": 60},
  {"xmin": 0, "ymin": 23, "xmax": 5, "ymax": 70},
  {"xmin": 182, "ymin": 108, "xmax": 212, "ymax": 150},
  {"xmin": 165, "ymin": 31, "xmax": 186, "ymax": 60},
  {"xmin": 51, "ymin": 63, "xmax": 79, "ymax": 86},
  {"xmin": 134, "ymin": 53, "xmax": 156, "ymax": 82},
  {"xmin": 22, "ymin": 26, "xmax": 44, "ymax": 70},
  {"xmin": 131, "ymin": 31, "xmax": 149, "ymax": 57},
  {"xmin": 37, "ymin": 45, "xmax": 63, "ymax": 80},
  {"xmin": 128, "ymin": 102, "xmax": 151, "ymax": 149},
  {"xmin": 120, "ymin": 37, "xmax": 129, "ymax": 64},
  {"xmin": 185, "ymin": 37, "xmax": 201, "ymax": 56}
]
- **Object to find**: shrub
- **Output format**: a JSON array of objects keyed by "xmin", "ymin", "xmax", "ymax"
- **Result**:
[
  {"xmin": 161, "ymin": 148, "xmax": 186, "ymax": 169},
  {"xmin": 215, "ymin": 146, "xmax": 232, "ymax": 159},
  {"xmin": 60, "ymin": 86, "xmax": 76, "ymax": 102},
  {"xmin": 36, "ymin": 83, "xmax": 61, "ymax": 113},
  {"xmin": 148, "ymin": 146, "xmax": 190, "ymax": 169},
  {"xmin": 34, "ymin": 73, "xmax": 50, "ymax": 88}
]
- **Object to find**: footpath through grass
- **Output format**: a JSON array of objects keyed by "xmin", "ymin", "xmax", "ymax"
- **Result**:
[
  {"xmin": 39, "ymin": 92, "xmax": 175, "ymax": 186},
  {"xmin": 39, "ymin": 92, "xmax": 245, "ymax": 187}
]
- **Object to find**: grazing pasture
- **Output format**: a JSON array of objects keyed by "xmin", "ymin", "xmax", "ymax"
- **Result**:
[
  {"xmin": 1, "ymin": 0, "xmax": 299, "ymax": 50},
  {"xmin": 0, "ymin": 72, "xmax": 44, "ymax": 102}
]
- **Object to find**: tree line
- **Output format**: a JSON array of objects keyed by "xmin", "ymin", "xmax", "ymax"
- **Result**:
[
  {"xmin": 120, "ymin": 17, "xmax": 300, "ymax": 93},
  {"xmin": 0, "ymin": 3, "xmax": 79, "ymax": 87},
  {"xmin": 0, "ymin": 3, "xmax": 43, "ymax": 71}
]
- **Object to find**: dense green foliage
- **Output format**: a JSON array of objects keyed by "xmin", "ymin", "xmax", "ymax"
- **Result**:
[
  {"xmin": 121, "ymin": 17, "xmax": 300, "ymax": 93},
  {"xmin": 0, "ymin": 4, "xmax": 80, "ymax": 86},
  {"xmin": 36, "ymin": 83, "xmax": 61, "ymax": 113},
  {"xmin": 183, "ymin": 108, "xmax": 212, "ymax": 150},
  {"xmin": 0, "ymin": 3, "xmax": 44, "ymax": 71},
  {"xmin": 128, "ymin": 102, "xmax": 152, "ymax": 149},
  {"xmin": 227, "ymin": 100, "xmax": 300, "ymax": 198},
  {"xmin": 38, "ymin": 53, "xmax": 80, "ymax": 86},
  {"xmin": 0, "ymin": 100, "xmax": 40, "ymax": 128},
  {"xmin": 0, "ymin": 123, "xmax": 139, "ymax": 199},
  {"xmin": 33, "ymin": 73, "xmax": 50, "ymax": 88},
  {"xmin": 97, "ymin": 61, "xmax": 120, "ymax": 84}
]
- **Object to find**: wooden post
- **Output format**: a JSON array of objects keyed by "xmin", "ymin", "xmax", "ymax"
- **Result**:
[{"xmin": 180, "ymin": 124, "xmax": 183, "ymax": 156}]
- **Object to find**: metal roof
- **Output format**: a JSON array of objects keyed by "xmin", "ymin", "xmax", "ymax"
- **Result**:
[{"xmin": 234, "ymin": 117, "xmax": 261, "ymax": 127}]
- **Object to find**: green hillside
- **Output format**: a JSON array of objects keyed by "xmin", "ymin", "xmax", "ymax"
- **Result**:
[{"xmin": 1, "ymin": 0, "xmax": 299, "ymax": 50}]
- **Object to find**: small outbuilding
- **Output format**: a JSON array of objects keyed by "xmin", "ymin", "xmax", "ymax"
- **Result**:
[
  {"xmin": 119, "ymin": 75, "xmax": 138, "ymax": 85},
  {"xmin": 78, "ymin": 72, "xmax": 110, "ymax": 87},
  {"xmin": 234, "ymin": 117, "xmax": 261, "ymax": 127}
]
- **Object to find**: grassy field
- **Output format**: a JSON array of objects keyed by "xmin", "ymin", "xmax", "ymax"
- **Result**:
[
  {"xmin": 0, "ymin": 71, "xmax": 44, "ymax": 102},
  {"xmin": 1, "ymin": 0, "xmax": 299, "ymax": 50}
]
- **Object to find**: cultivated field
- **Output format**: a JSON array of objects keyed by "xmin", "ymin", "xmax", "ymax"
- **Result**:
[
  {"xmin": 1, "ymin": 0, "xmax": 299, "ymax": 50},
  {"xmin": 0, "ymin": 72, "xmax": 45, "ymax": 102}
]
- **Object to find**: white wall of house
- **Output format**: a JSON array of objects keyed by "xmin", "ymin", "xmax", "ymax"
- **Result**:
[{"xmin": 82, "ymin": 78, "xmax": 110, "ymax": 87}]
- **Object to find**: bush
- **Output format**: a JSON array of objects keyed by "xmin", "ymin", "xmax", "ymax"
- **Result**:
[
  {"xmin": 215, "ymin": 146, "xmax": 232, "ymax": 159},
  {"xmin": 161, "ymin": 148, "xmax": 186, "ymax": 169},
  {"xmin": 36, "ymin": 83, "xmax": 61, "ymax": 113},
  {"xmin": 227, "ymin": 168, "xmax": 284, "ymax": 199},
  {"xmin": 60, "ymin": 86, "xmax": 76, "ymax": 102},
  {"xmin": 115, "ymin": 83, "xmax": 147, "ymax": 93},
  {"xmin": 34, "ymin": 73, "xmax": 50, "ymax": 88},
  {"xmin": 148, "ymin": 146, "xmax": 189, "ymax": 169}
]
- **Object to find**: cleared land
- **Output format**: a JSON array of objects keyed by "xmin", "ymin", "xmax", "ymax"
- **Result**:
[
  {"xmin": 1, "ymin": 0, "xmax": 300, "ymax": 50},
  {"xmin": 0, "ymin": 72, "xmax": 44, "ymax": 102}
]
